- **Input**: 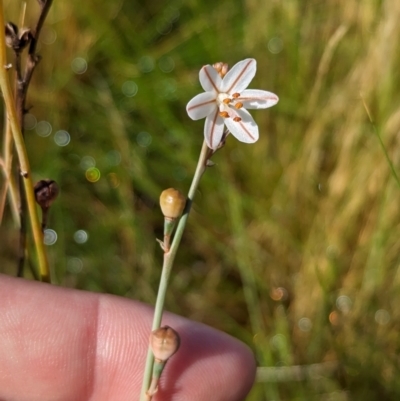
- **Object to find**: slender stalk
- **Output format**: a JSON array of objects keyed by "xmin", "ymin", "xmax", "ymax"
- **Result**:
[
  {"xmin": 15, "ymin": 42, "xmax": 28, "ymax": 278},
  {"xmin": 0, "ymin": 0, "xmax": 50, "ymax": 282},
  {"xmin": 22, "ymin": 0, "xmax": 54, "ymax": 94},
  {"xmin": 139, "ymin": 140, "xmax": 210, "ymax": 401},
  {"xmin": 14, "ymin": 0, "xmax": 53, "ymax": 277},
  {"xmin": 361, "ymin": 95, "xmax": 400, "ymax": 189},
  {"xmin": 17, "ymin": 175, "xmax": 27, "ymax": 277},
  {"xmin": 0, "ymin": 118, "xmax": 19, "ymax": 224}
]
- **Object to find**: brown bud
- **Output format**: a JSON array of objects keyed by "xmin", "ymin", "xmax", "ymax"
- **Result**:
[
  {"xmin": 150, "ymin": 326, "xmax": 180, "ymax": 362},
  {"xmin": 5, "ymin": 23, "xmax": 31, "ymax": 52},
  {"xmin": 34, "ymin": 180, "xmax": 59, "ymax": 209},
  {"xmin": 159, "ymin": 188, "xmax": 186, "ymax": 219},
  {"xmin": 5, "ymin": 22, "xmax": 19, "ymax": 49}
]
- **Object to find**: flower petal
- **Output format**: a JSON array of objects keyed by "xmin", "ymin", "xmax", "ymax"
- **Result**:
[
  {"xmin": 199, "ymin": 65, "xmax": 222, "ymax": 93},
  {"xmin": 238, "ymin": 90, "xmax": 279, "ymax": 109},
  {"xmin": 186, "ymin": 92, "xmax": 217, "ymax": 120},
  {"xmin": 204, "ymin": 109, "xmax": 225, "ymax": 150},
  {"xmin": 221, "ymin": 59, "xmax": 256, "ymax": 94},
  {"xmin": 224, "ymin": 108, "xmax": 259, "ymax": 144}
]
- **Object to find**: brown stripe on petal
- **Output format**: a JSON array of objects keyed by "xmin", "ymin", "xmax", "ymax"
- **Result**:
[
  {"xmin": 187, "ymin": 100, "xmax": 216, "ymax": 112},
  {"xmin": 238, "ymin": 121, "xmax": 255, "ymax": 141},
  {"xmin": 238, "ymin": 95, "xmax": 279, "ymax": 102},
  {"xmin": 226, "ymin": 59, "xmax": 253, "ymax": 94},
  {"xmin": 204, "ymin": 67, "xmax": 220, "ymax": 92},
  {"xmin": 209, "ymin": 109, "xmax": 220, "ymax": 147}
]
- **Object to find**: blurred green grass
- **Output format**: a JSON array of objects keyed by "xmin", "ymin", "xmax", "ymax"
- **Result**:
[{"xmin": 2, "ymin": 0, "xmax": 400, "ymax": 399}]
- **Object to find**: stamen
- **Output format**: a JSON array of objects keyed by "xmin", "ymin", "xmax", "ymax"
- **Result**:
[
  {"xmin": 219, "ymin": 111, "xmax": 229, "ymax": 118},
  {"xmin": 234, "ymin": 102, "xmax": 243, "ymax": 109},
  {"xmin": 232, "ymin": 93, "xmax": 240, "ymax": 98},
  {"xmin": 233, "ymin": 117, "xmax": 242, "ymax": 122},
  {"xmin": 223, "ymin": 98, "xmax": 231, "ymax": 104}
]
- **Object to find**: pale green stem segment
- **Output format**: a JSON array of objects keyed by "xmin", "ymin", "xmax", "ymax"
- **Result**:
[
  {"xmin": 0, "ymin": 0, "xmax": 51, "ymax": 283},
  {"xmin": 145, "ymin": 360, "xmax": 167, "ymax": 400},
  {"xmin": 162, "ymin": 218, "xmax": 177, "ymax": 252},
  {"xmin": 139, "ymin": 140, "xmax": 209, "ymax": 401}
]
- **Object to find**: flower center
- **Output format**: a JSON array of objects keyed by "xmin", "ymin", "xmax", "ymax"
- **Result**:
[
  {"xmin": 217, "ymin": 93, "xmax": 230, "ymax": 105},
  {"xmin": 217, "ymin": 92, "xmax": 243, "ymax": 121}
]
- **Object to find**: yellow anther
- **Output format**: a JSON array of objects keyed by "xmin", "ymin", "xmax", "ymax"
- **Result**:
[
  {"xmin": 223, "ymin": 98, "xmax": 231, "ymax": 104},
  {"xmin": 233, "ymin": 117, "xmax": 242, "ymax": 122},
  {"xmin": 232, "ymin": 93, "xmax": 240, "ymax": 98},
  {"xmin": 219, "ymin": 111, "xmax": 229, "ymax": 118},
  {"xmin": 234, "ymin": 102, "xmax": 243, "ymax": 109}
]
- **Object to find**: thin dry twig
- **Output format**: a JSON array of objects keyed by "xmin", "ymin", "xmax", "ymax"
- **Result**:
[
  {"xmin": 4, "ymin": 0, "xmax": 54, "ymax": 277},
  {"xmin": 0, "ymin": 0, "xmax": 51, "ymax": 282}
]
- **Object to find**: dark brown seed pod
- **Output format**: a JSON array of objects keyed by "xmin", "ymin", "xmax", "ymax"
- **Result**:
[
  {"xmin": 34, "ymin": 180, "xmax": 59, "ymax": 209},
  {"xmin": 5, "ymin": 23, "xmax": 31, "ymax": 52}
]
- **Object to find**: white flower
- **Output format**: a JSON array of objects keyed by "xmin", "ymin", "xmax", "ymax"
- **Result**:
[{"xmin": 186, "ymin": 58, "xmax": 279, "ymax": 150}]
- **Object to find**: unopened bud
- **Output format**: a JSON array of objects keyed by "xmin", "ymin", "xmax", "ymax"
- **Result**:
[
  {"xmin": 159, "ymin": 188, "xmax": 186, "ymax": 219},
  {"xmin": 34, "ymin": 180, "xmax": 59, "ymax": 209},
  {"xmin": 220, "ymin": 62, "xmax": 228, "ymax": 77},
  {"xmin": 213, "ymin": 62, "xmax": 223, "ymax": 73},
  {"xmin": 150, "ymin": 326, "xmax": 180, "ymax": 362},
  {"xmin": 212, "ymin": 61, "xmax": 228, "ymax": 78}
]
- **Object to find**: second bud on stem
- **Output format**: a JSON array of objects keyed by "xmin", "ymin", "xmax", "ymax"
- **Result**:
[
  {"xmin": 146, "ymin": 326, "xmax": 181, "ymax": 400},
  {"xmin": 150, "ymin": 325, "xmax": 181, "ymax": 362}
]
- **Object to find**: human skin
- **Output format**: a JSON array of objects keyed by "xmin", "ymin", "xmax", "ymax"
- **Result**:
[{"xmin": 0, "ymin": 274, "xmax": 256, "ymax": 401}]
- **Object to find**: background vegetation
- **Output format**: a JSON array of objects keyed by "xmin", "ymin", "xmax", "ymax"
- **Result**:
[{"xmin": 1, "ymin": 0, "xmax": 400, "ymax": 400}]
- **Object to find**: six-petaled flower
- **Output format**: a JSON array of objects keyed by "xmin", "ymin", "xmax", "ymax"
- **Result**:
[{"xmin": 186, "ymin": 58, "xmax": 279, "ymax": 150}]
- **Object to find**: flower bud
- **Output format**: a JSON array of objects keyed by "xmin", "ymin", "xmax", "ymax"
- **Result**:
[
  {"xmin": 212, "ymin": 61, "xmax": 228, "ymax": 78},
  {"xmin": 213, "ymin": 62, "xmax": 223, "ymax": 73},
  {"xmin": 150, "ymin": 326, "xmax": 180, "ymax": 362},
  {"xmin": 220, "ymin": 62, "xmax": 228, "ymax": 77},
  {"xmin": 34, "ymin": 179, "xmax": 59, "ymax": 209},
  {"xmin": 159, "ymin": 188, "xmax": 186, "ymax": 219}
]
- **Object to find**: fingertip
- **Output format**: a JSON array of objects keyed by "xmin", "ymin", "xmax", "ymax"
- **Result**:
[
  {"xmin": 0, "ymin": 275, "xmax": 256, "ymax": 401},
  {"xmin": 156, "ymin": 315, "xmax": 256, "ymax": 401}
]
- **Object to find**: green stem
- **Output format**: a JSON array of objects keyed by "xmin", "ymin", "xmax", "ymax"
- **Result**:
[
  {"xmin": 361, "ymin": 95, "xmax": 400, "ymax": 189},
  {"xmin": 139, "ymin": 140, "xmax": 209, "ymax": 401},
  {"xmin": 0, "ymin": 0, "xmax": 51, "ymax": 282},
  {"xmin": 372, "ymin": 126, "xmax": 400, "ymax": 189}
]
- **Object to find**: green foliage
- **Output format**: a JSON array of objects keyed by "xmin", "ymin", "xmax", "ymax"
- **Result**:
[{"xmin": 2, "ymin": 0, "xmax": 400, "ymax": 399}]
